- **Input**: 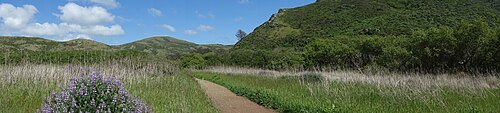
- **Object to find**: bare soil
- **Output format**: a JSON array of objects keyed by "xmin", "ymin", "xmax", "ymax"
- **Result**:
[{"xmin": 196, "ymin": 79, "xmax": 277, "ymax": 113}]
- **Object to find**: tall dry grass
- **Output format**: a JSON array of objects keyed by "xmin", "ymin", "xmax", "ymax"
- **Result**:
[
  {"xmin": 199, "ymin": 66, "xmax": 500, "ymax": 111},
  {"xmin": 201, "ymin": 66, "xmax": 500, "ymax": 91},
  {"xmin": 0, "ymin": 61, "xmax": 178, "ymax": 87}
]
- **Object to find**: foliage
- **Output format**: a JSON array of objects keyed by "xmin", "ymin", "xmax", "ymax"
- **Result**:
[
  {"xmin": 39, "ymin": 72, "xmax": 150, "ymax": 113},
  {"xmin": 180, "ymin": 53, "xmax": 207, "ymax": 69},
  {"xmin": 304, "ymin": 38, "xmax": 359, "ymax": 68},
  {"xmin": 0, "ymin": 50, "xmax": 148, "ymax": 65},
  {"xmin": 230, "ymin": 0, "xmax": 500, "ymax": 73},
  {"xmin": 374, "ymin": 46, "xmax": 415, "ymax": 70},
  {"xmin": 228, "ymin": 19, "xmax": 500, "ymax": 73},
  {"xmin": 236, "ymin": 29, "xmax": 248, "ymax": 41}
]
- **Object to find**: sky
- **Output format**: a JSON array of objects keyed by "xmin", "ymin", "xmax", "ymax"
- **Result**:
[{"xmin": 0, "ymin": 0, "xmax": 315, "ymax": 45}]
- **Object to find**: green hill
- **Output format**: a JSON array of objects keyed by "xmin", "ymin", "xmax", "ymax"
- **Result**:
[
  {"xmin": 230, "ymin": 0, "xmax": 500, "ymax": 71},
  {"xmin": 0, "ymin": 36, "xmax": 116, "ymax": 52},
  {"xmin": 237, "ymin": 0, "xmax": 500, "ymax": 49},
  {"xmin": 119, "ymin": 36, "xmax": 231, "ymax": 58},
  {"xmin": 0, "ymin": 36, "xmax": 232, "ymax": 63}
]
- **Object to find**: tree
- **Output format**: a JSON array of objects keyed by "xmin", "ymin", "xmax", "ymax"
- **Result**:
[{"xmin": 236, "ymin": 29, "xmax": 248, "ymax": 41}]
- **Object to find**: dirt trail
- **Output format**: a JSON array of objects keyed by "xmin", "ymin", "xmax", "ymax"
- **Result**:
[{"xmin": 196, "ymin": 79, "xmax": 277, "ymax": 113}]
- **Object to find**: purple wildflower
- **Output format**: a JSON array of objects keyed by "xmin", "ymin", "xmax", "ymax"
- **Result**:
[{"xmin": 38, "ymin": 71, "xmax": 151, "ymax": 113}]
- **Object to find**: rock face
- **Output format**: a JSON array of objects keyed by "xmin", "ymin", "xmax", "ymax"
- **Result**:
[{"xmin": 267, "ymin": 8, "xmax": 288, "ymax": 24}]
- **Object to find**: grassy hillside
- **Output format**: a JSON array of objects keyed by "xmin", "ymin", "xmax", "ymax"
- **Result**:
[
  {"xmin": 0, "ymin": 36, "xmax": 116, "ymax": 52},
  {"xmin": 119, "ymin": 36, "xmax": 231, "ymax": 58},
  {"xmin": 0, "ymin": 36, "xmax": 232, "ymax": 64},
  {"xmin": 237, "ymin": 0, "xmax": 500, "ymax": 49},
  {"xmin": 229, "ymin": 0, "xmax": 500, "ymax": 71}
]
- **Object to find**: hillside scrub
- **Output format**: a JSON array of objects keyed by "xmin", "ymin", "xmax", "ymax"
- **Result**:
[
  {"xmin": 224, "ymin": 20, "xmax": 500, "ymax": 73},
  {"xmin": 227, "ymin": 0, "xmax": 500, "ymax": 73}
]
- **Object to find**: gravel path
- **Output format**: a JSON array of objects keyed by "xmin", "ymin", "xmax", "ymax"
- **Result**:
[{"xmin": 196, "ymin": 79, "xmax": 276, "ymax": 113}]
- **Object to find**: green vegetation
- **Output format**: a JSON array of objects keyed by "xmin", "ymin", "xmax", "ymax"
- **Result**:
[
  {"xmin": 0, "ymin": 36, "xmax": 232, "ymax": 64},
  {"xmin": 1, "ymin": 0, "xmax": 500, "ymax": 112},
  {"xmin": 0, "ymin": 64, "xmax": 218, "ymax": 113},
  {"xmin": 0, "ymin": 37, "xmax": 116, "ymax": 52},
  {"xmin": 0, "ymin": 50, "xmax": 148, "ymax": 64},
  {"xmin": 119, "ymin": 36, "xmax": 231, "ymax": 59},
  {"xmin": 126, "ymin": 72, "xmax": 218, "ymax": 113},
  {"xmin": 195, "ymin": 72, "xmax": 500, "ymax": 113},
  {"xmin": 229, "ymin": 0, "xmax": 500, "ymax": 72},
  {"xmin": 179, "ymin": 53, "xmax": 207, "ymax": 69}
]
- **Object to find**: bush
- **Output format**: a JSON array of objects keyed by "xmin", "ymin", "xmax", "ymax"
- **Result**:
[
  {"xmin": 179, "ymin": 53, "xmax": 207, "ymax": 69},
  {"xmin": 304, "ymin": 38, "xmax": 359, "ymax": 68},
  {"xmin": 375, "ymin": 46, "xmax": 416, "ymax": 70},
  {"xmin": 39, "ymin": 72, "xmax": 150, "ymax": 113}
]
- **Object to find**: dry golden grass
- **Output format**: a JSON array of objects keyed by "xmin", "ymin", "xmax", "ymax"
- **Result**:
[{"xmin": 201, "ymin": 66, "xmax": 500, "ymax": 90}]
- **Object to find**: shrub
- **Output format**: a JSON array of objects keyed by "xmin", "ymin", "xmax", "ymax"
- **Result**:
[
  {"xmin": 38, "ymin": 72, "xmax": 150, "ymax": 113},
  {"xmin": 304, "ymin": 38, "xmax": 358, "ymax": 68},
  {"xmin": 375, "ymin": 46, "xmax": 416, "ymax": 70},
  {"xmin": 179, "ymin": 53, "xmax": 207, "ymax": 69}
]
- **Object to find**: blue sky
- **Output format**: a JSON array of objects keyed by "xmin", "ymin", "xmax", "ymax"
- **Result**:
[{"xmin": 0, "ymin": 0, "xmax": 315, "ymax": 45}]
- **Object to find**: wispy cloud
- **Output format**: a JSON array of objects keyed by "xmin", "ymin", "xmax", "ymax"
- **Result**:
[
  {"xmin": 197, "ymin": 24, "xmax": 214, "ymax": 32},
  {"xmin": 161, "ymin": 24, "xmax": 176, "ymax": 32},
  {"xmin": 88, "ymin": 0, "xmax": 119, "ymax": 8},
  {"xmin": 148, "ymin": 8, "xmax": 163, "ymax": 17}
]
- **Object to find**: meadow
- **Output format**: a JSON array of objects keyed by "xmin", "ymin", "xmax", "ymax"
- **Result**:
[
  {"xmin": 195, "ymin": 66, "xmax": 500, "ymax": 113},
  {"xmin": 0, "ymin": 62, "xmax": 218, "ymax": 113}
]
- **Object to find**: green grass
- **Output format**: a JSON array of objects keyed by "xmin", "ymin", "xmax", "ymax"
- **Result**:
[
  {"xmin": 126, "ymin": 73, "xmax": 218, "ymax": 113},
  {"xmin": 0, "ymin": 82, "xmax": 57, "ymax": 113},
  {"xmin": 194, "ymin": 72, "xmax": 500, "ymax": 113},
  {"xmin": 0, "ymin": 73, "xmax": 219, "ymax": 113}
]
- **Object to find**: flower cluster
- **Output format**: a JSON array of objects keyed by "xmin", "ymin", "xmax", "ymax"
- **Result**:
[{"xmin": 39, "ymin": 72, "xmax": 150, "ymax": 113}]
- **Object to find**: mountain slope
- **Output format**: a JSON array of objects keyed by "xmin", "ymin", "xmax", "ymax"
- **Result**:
[
  {"xmin": 236, "ymin": 0, "xmax": 500, "ymax": 50},
  {"xmin": 229, "ymin": 0, "xmax": 500, "ymax": 71},
  {"xmin": 0, "ymin": 36, "xmax": 116, "ymax": 52},
  {"xmin": 0, "ymin": 36, "xmax": 231, "ymax": 58},
  {"xmin": 119, "ymin": 36, "xmax": 231, "ymax": 58}
]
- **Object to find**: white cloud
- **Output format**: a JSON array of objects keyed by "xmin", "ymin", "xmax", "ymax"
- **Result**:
[
  {"xmin": 148, "ymin": 8, "xmax": 163, "ymax": 17},
  {"xmin": 0, "ymin": 3, "xmax": 124, "ymax": 41},
  {"xmin": 184, "ymin": 29, "xmax": 198, "ymax": 35},
  {"xmin": 0, "ymin": 3, "xmax": 38, "ymax": 29},
  {"xmin": 77, "ymin": 24, "xmax": 124, "ymax": 36},
  {"xmin": 89, "ymin": 0, "xmax": 119, "ymax": 8},
  {"xmin": 195, "ymin": 10, "xmax": 215, "ymax": 19},
  {"xmin": 22, "ymin": 22, "xmax": 124, "ymax": 37},
  {"xmin": 61, "ymin": 34, "xmax": 92, "ymax": 41},
  {"xmin": 161, "ymin": 24, "xmax": 176, "ymax": 32},
  {"xmin": 22, "ymin": 22, "xmax": 65, "ymax": 36},
  {"xmin": 197, "ymin": 24, "xmax": 214, "ymax": 32},
  {"xmin": 239, "ymin": 0, "xmax": 250, "ymax": 4},
  {"xmin": 57, "ymin": 3, "xmax": 115, "ymax": 25}
]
